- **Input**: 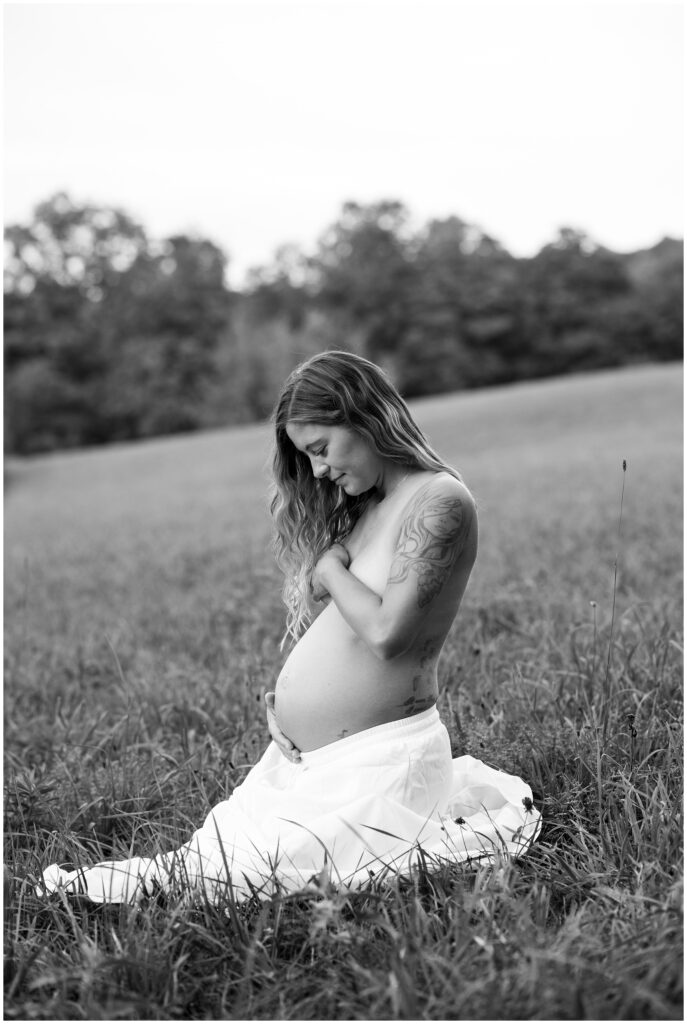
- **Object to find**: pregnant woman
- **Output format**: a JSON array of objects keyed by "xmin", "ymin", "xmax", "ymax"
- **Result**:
[{"xmin": 40, "ymin": 352, "xmax": 540, "ymax": 904}]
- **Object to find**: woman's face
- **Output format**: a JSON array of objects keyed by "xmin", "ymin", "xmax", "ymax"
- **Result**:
[{"xmin": 285, "ymin": 422, "xmax": 383, "ymax": 496}]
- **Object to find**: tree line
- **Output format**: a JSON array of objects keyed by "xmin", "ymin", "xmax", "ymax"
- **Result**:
[{"xmin": 4, "ymin": 192, "xmax": 682, "ymax": 454}]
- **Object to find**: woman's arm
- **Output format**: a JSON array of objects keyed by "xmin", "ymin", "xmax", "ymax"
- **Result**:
[{"xmin": 313, "ymin": 476, "xmax": 476, "ymax": 660}]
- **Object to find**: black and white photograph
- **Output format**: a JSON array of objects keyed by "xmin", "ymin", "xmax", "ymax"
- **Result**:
[{"xmin": 4, "ymin": 0, "xmax": 683, "ymax": 1019}]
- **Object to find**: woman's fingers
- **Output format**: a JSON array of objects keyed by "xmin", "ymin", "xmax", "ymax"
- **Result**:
[
  {"xmin": 274, "ymin": 731, "xmax": 301, "ymax": 762},
  {"xmin": 310, "ymin": 542, "xmax": 348, "ymax": 602},
  {"xmin": 264, "ymin": 691, "xmax": 301, "ymax": 762}
]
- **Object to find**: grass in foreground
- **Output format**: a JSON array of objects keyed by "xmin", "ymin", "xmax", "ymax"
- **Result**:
[{"xmin": 4, "ymin": 364, "xmax": 683, "ymax": 1020}]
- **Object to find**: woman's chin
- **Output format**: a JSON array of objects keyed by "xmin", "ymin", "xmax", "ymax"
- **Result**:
[
  {"xmin": 344, "ymin": 482, "xmax": 374, "ymax": 498},
  {"xmin": 335, "ymin": 475, "xmax": 372, "ymax": 497}
]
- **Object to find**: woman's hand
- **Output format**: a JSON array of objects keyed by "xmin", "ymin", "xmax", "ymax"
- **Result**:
[
  {"xmin": 310, "ymin": 544, "xmax": 351, "ymax": 602},
  {"xmin": 264, "ymin": 692, "xmax": 301, "ymax": 763}
]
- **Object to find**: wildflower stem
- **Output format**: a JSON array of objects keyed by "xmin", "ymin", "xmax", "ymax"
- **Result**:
[{"xmin": 602, "ymin": 460, "xmax": 627, "ymax": 740}]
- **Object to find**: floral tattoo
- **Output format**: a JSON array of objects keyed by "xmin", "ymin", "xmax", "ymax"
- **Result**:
[{"xmin": 388, "ymin": 489, "xmax": 469, "ymax": 608}]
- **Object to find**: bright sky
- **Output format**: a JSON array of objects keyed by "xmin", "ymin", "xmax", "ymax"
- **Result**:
[{"xmin": 3, "ymin": 0, "xmax": 684, "ymax": 285}]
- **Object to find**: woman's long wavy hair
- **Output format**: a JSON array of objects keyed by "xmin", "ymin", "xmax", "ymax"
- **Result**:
[{"xmin": 270, "ymin": 351, "xmax": 462, "ymax": 644}]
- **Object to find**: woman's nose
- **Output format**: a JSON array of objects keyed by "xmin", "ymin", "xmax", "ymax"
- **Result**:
[{"xmin": 311, "ymin": 457, "xmax": 328, "ymax": 479}]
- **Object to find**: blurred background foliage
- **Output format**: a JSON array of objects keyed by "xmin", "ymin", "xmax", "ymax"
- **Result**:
[{"xmin": 4, "ymin": 191, "xmax": 683, "ymax": 454}]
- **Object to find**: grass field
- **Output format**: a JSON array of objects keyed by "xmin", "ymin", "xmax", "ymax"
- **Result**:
[{"xmin": 4, "ymin": 362, "xmax": 683, "ymax": 1020}]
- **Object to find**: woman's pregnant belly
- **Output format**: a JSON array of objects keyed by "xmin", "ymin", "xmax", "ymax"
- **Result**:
[{"xmin": 274, "ymin": 603, "xmax": 433, "ymax": 752}]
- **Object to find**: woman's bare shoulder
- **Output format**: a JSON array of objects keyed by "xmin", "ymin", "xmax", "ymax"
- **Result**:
[
  {"xmin": 392, "ymin": 472, "xmax": 477, "ymax": 584},
  {"xmin": 408, "ymin": 471, "xmax": 476, "ymax": 514},
  {"xmin": 395, "ymin": 473, "xmax": 477, "ymax": 562}
]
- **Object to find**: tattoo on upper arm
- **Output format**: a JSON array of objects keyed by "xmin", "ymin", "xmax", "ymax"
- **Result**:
[{"xmin": 388, "ymin": 490, "xmax": 470, "ymax": 608}]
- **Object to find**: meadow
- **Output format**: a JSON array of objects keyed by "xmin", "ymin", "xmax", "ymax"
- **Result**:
[{"xmin": 4, "ymin": 362, "xmax": 683, "ymax": 1020}]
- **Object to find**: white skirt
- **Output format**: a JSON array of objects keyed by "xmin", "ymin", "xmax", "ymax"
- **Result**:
[{"xmin": 39, "ymin": 708, "xmax": 541, "ymax": 904}]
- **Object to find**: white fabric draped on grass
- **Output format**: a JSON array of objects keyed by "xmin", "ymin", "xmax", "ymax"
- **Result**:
[{"xmin": 40, "ymin": 708, "xmax": 541, "ymax": 904}]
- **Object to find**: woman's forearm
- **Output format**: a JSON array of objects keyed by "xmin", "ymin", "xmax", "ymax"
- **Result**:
[{"xmin": 320, "ymin": 561, "xmax": 395, "ymax": 659}]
